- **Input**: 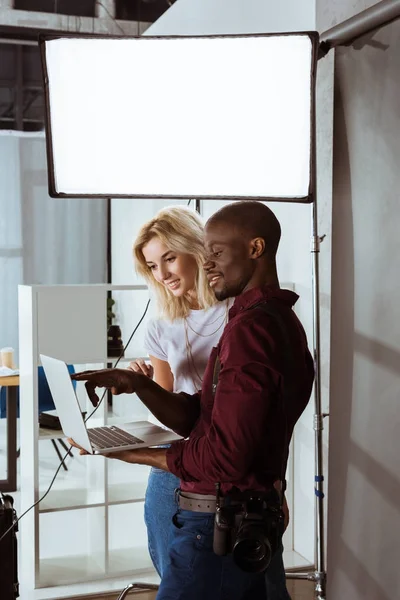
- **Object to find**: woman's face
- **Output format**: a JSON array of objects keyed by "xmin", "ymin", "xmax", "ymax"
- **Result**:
[{"xmin": 142, "ymin": 237, "xmax": 198, "ymax": 298}]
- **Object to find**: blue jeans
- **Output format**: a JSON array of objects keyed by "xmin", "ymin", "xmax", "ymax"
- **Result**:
[
  {"xmin": 144, "ymin": 468, "xmax": 180, "ymax": 577},
  {"xmin": 145, "ymin": 470, "xmax": 291, "ymax": 599},
  {"xmin": 156, "ymin": 509, "xmax": 291, "ymax": 600}
]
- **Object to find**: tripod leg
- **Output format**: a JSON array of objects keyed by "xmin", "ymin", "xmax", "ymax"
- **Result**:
[
  {"xmin": 51, "ymin": 439, "xmax": 68, "ymax": 471},
  {"xmin": 58, "ymin": 439, "xmax": 73, "ymax": 458}
]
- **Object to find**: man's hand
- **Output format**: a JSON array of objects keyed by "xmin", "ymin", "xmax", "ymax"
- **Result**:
[
  {"xmin": 71, "ymin": 368, "xmax": 142, "ymax": 406},
  {"xmin": 67, "ymin": 437, "xmax": 169, "ymax": 471},
  {"xmin": 72, "ymin": 368, "xmax": 199, "ymax": 438}
]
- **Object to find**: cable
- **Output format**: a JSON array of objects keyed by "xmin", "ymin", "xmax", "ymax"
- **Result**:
[
  {"xmin": 0, "ymin": 452, "xmax": 68, "ymax": 544},
  {"xmin": 0, "ymin": 297, "xmax": 151, "ymax": 544},
  {"xmin": 84, "ymin": 297, "xmax": 151, "ymax": 421}
]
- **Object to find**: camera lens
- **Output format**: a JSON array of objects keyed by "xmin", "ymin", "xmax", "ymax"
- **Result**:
[{"xmin": 233, "ymin": 533, "xmax": 272, "ymax": 573}]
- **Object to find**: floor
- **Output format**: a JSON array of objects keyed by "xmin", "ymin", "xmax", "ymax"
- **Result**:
[
  {"xmin": 286, "ymin": 579, "xmax": 315, "ymax": 600},
  {"xmin": 91, "ymin": 579, "xmax": 316, "ymax": 600}
]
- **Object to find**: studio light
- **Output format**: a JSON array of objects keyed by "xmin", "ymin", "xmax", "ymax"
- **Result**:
[{"xmin": 41, "ymin": 33, "xmax": 317, "ymax": 201}]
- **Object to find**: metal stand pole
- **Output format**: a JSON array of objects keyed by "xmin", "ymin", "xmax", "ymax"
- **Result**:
[
  {"xmin": 285, "ymin": 200, "xmax": 327, "ymax": 598},
  {"xmin": 310, "ymin": 197, "xmax": 327, "ymax": 599}
]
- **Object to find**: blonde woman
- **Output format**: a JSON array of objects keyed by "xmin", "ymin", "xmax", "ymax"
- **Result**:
[
  {"xmin": 130, "ymin": 206, "xmax": 230, "ymax": 579},
  {"xmin": 130, "ymin": 206, "xmax": 289, "ymax": 599}
]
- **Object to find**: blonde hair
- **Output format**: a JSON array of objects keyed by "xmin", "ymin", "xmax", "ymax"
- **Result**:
[{"xmin": 133, "ymin": 206, "xmax": 217, "ymax": 320}]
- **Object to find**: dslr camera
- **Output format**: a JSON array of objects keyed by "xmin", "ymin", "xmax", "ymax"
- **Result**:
[{"xmin": 213, "ymin": 492, "xmax": 283, "ymax": 573}]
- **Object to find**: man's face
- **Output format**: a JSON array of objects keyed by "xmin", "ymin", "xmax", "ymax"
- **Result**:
[{"xmin": 203, "ymin": 220, "xmax": 256, "ymax": 301}]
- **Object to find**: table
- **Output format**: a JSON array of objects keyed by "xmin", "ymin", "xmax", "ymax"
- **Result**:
[{"xmin": 0, "ymin": 375, "xmax": 19, "ymax": 492}]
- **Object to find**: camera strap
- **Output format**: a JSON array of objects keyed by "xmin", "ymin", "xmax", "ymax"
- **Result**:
[
  {"xmin": 252, "ymin": 299, "xmax": 297, "ymax": 501},
  {"xmin": 212, "ymin": 298, "xmax": 297, "ymax": 505}
]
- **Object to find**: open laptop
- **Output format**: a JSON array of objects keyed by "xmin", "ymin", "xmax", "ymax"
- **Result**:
[{"xmin": 40, "ymin": 354, "xmax": 183, "ymax": 455}]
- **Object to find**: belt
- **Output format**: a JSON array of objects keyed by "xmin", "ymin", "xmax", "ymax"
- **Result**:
[
  {"xmin": 177, "ymin": 491, "xmax": 218, "ymax": 514},
  {"xmin": 177, "ymin": 484, "xmax": 283, "ymax": 514}
]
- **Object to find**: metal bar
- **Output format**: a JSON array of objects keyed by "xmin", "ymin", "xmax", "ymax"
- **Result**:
[
  {"xmin": 320, "ymin": 0, "xmax": 400, "ymax": 56},
  {"xmin": 0, "ymin": 117, "xmax": 42, "ymax": 122},
  {"xmin": 15, "ymin": 45, "xmax": 24, "ymax": 130},
  {"xmin": 286, "ymin": 571, "xmax": 316, "ymax": 581},
  {"xmin": 0, "ymin": 38, "xmax": 38, "ymax": 47},
  {"xmin": 23, "ymin": 89, "xmax": 43, "ymax": 117},
  {"xmin": 310, "ymin": 200, "xmax": 326, "ymax": 600},
  {"xmin": 95, "ymin": 0, "xmax": 116, "ymax": 20},
  {"xmin": 116, "ymin": 583, "xmax": 159, "ymax": 600},
  {"xmin": 0, "ymin": 83, "xmax": 42, "ymax": 90}
]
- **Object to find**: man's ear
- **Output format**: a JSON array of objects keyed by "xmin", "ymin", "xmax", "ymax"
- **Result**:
[{"xmin": 249, "ymin": 237, "xmax": 265, "ymax": 259}]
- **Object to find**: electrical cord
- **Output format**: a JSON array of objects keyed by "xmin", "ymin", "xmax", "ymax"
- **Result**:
[
  {"xmin": 85, "ymin": 297, "xmax": 151, "ymax": 421},
  {"xmin": 0, "ymin": 297, "xmax": 151, "ymax": 544}
]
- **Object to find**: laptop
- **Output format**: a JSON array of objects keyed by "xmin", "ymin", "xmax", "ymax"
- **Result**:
[{"xmin": 40, "ymin": 354, "xmax": 183, "ymax": 455}]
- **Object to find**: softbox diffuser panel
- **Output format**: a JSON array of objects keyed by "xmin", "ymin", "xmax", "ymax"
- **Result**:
[{"xmin": 41, "ymin": 33, "xmax": 317, "ymax": 201}]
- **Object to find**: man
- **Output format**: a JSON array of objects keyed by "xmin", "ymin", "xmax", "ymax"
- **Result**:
[{"xmin": 71, "ymin": 201, "xmax": 314, "ymax": 600}]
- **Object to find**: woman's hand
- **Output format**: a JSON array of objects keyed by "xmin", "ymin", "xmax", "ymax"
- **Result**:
[{"xmin": 128, "ymin": 359, "xmax": 154, "ymax": 379}]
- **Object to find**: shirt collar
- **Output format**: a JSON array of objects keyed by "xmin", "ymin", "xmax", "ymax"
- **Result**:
[{"xmin": 229, "ymin": 285, "xmax": 299, "ymax": 319}]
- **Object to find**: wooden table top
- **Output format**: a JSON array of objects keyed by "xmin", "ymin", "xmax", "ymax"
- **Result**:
[{"xmin": 0, "ymin": 375, "xmax": 20, "ymax": 387}]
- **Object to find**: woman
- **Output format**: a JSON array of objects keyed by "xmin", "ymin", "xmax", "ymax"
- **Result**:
[
  {"xmin": 130, "ymin": 206, "xmax": 289, "ymax": 598},
  {"xmin": 130, "ymin": 205, "xmax": 230, "ymax": 577}
]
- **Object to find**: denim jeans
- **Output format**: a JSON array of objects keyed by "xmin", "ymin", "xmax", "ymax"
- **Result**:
[
  {"xmin": 156, "ymin": 509, "xmax": 292, "ymax": 600},
  {"xmin": 144, "ymin": 468, "xmax": 180, "ymax": 577},
  {"xmin": 145, "ymin": 470, "xmax": 291, "ymax": 599}
]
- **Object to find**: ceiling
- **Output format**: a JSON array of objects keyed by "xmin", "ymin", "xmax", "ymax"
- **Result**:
[{"xmin": 0, "ymin": 0, "xmax": 176, "ymax": 130}]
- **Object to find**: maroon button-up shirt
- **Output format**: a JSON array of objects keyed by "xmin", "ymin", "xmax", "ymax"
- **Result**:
[{"xmin": 166, "ymin": 285, "xmax": 314, "ymax": 496}]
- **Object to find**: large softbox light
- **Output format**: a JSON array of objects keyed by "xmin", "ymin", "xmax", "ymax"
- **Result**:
[{"xmin": 40, "ymin": 33, "xmax": 317, "ymax": 201}]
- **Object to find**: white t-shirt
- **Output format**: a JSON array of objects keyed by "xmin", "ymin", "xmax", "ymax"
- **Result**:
[{"xmin": 144, "ymin": 300, "xmax": 232, "ymax": 426}]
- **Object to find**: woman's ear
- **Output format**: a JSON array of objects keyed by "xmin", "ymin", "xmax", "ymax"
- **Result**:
[{"xmin": 249, "ymin": 237, "xmax": 265, "ymax": 259}]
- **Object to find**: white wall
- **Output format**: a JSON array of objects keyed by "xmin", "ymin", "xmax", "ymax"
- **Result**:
[
  {"xmin": 147, "ymin": 0, "xmax": 315, "ymax": 35},
  {"xmin": 0, "ymin": 132, "xmax": 107, "ymax": 359},
  {"xmin": 317, "ymin": 2, "xmax": 400, "ymax": 599},
  {"xmin": 112, "ymin": 0, "xmax": 320, "ymax": 563}
]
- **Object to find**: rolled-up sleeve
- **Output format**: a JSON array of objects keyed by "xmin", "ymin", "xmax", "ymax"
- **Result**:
[{"xmin": 166, "ymin": 317, "xmax": 280, "ymax": 483}]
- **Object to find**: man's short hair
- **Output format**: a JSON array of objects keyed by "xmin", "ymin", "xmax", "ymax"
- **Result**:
[{"xmin": 207, "ymin": 201, "xmax": 281, "ymax": 258}]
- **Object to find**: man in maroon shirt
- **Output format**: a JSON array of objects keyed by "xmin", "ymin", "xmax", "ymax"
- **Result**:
[{"xmin": 71, "ymin": 202, "xmax": 314, "ymax": 600}]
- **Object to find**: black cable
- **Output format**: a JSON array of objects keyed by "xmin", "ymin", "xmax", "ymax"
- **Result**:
[
  {"xmin": 0, "ymin": 453, "xmax": 68, "ymax": 545},
  {"xmin": 84, "ymin": 297, "xmax": 151, "ymax": 421},
  {"xmin": 0, "ymin": 297, "xmax": 151, "ymax": 544}
]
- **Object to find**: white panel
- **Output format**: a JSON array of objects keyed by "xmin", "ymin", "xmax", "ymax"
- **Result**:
[
  {"xmin": 36, "ymin": 286, "xmax": 106, "ymax": 363},
  {"xmin": 18, "ymin": 284, "xmax": 40, "ymax": 592},
  {"xmin": 43, "ymin": 34, "xmax": 315, "ymax": 200}
]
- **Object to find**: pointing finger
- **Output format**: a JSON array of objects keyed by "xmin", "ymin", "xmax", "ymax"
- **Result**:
[
  {"xmin": 71, "ymin": 370, "xmax": 98, "ymax": 380},
  {"xmin": 85, "ymin": 381, "xmax": 100, "ymax": 406}
]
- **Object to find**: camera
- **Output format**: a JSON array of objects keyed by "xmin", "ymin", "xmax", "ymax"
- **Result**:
[{"xmin": 213, "ymin": 493, "xmax": 283, "ymax": 574}]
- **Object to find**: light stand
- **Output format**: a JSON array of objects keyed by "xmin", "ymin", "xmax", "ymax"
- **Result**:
[
  {"xmin": 285, "ymin": 199, "xmax": 327, "ymax": 600},
  {"xmin": 286, "ymin": 5, "xmax": 400, "ymax": 598}
]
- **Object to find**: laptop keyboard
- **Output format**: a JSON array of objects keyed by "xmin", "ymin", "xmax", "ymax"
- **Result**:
[{"xmin": 88, "ymin": 426, "xmax": 144, "ymax": 449}]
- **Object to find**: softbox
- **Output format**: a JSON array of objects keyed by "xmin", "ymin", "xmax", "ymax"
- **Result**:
[{"xmin": 40, "ymin": 33, "xmax": 317, "ymax": 201}]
